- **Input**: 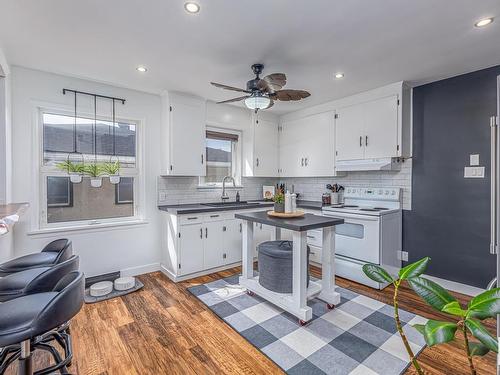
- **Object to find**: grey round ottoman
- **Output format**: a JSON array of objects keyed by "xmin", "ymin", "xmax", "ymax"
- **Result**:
[{"xmin": 257, "ymin": 240, "xmax": 310, "ymax": 293}]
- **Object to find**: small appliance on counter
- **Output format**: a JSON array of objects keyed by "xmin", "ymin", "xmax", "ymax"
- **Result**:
[{"xmin": 262, "ymin": 185, "xmax": 275, "ymax": 201}]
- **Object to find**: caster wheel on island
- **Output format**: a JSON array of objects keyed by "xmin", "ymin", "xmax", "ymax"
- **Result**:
[
  {"xmin": 299, "ymin": 320, "xmax": 308, "ymax": 326},
  {"xmin": 327, "ymin": 303, "xmax": 335, "ymax": 310},
  {"xmin": 246, "ymin": 290, "xmax": 255, "ymax": 296}
]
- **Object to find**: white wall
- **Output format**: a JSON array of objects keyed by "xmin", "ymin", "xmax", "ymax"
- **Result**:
[
  {"xmin": 0, "ymin": 47, "xmax": 12, "ymax": 205},
  {"xmin": 10, "ymin": 67, "xmax": 163, "ymax": 277}
]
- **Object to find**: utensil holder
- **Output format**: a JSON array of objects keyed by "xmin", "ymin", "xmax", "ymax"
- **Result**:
[{"xmin": 331, "ymin": 192, "xmax": 340, "ymax": 205}]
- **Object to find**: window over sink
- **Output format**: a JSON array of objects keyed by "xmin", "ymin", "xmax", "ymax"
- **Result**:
[{"xmin": 199, "ymin": 128, "xmax": 241, "ymax": 187}]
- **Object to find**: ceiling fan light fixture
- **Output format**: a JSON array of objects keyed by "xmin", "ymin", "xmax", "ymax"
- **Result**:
[
  {"xmin": 184, "ymin": 2, "xmax": 200, "ymax": 14},
  {"xmin": 136, "ymin": 66, "xmax": 147, "ymax": 73},
  {"xmin": 334, "ymin": 72, "xmax": 344, "ymax": 79},
  {"xmin": 245, "ymin": 95, "xmax": 271, "ymax": 110}
]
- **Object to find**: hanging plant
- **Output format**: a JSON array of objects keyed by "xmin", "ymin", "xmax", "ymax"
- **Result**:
[
  {"xmin": 84, "ymin": 163, "xmax": 104, "ymax": 188},
  {"xmin": 102, "ymin": 160, "xmax": 121, "ymax": 184},
  {"xmin": 56, "ymin": 159, "xmax": 84, "ymax": 184}
]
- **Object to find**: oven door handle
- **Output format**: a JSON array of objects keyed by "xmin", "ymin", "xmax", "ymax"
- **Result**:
[{"xmin": 322, "ymin": 212, "xmax": 380, "ymax": 221}]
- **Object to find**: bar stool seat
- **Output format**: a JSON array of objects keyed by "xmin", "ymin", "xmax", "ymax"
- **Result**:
[
  {"xmin": 0, "ymin": 239, "xmax": 72, "ymax": 277},
  {"xmin": 0, "ymin": 256, "xmax": 79, "ymax": 303}
]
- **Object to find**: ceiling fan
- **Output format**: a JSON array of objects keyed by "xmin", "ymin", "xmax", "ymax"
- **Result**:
[{"xmin": 211, "ymin": 64, "xmax": 311, "ymax": 111}]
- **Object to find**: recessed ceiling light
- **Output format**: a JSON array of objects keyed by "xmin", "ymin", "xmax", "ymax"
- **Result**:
[
  {"xmin": 474, "ymin": 17, "xmax": 494, "ymax": 27},
  {"xmin": 184, "ymin": 2, "xmax": 200, "ymax": 14},
  {"xmin": 136, "ymin": 66, "xmax": 147, "ymax": 73},
  {"xmin": 334, "ymin": 72, "xmax": 344, "ymax": 79}
]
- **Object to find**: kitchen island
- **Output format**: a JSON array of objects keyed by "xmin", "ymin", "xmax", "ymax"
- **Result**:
[{"xmin": 235, "ymin": 211, "xmax": 344, "ymax": 324}]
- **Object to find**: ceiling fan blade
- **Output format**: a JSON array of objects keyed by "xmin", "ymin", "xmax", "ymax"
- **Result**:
[
  {"xmin": 216, "ymin": 96, "xmax": 250, "ymax": 104},
  {"xmin": 257, "ymin": 73, "xmax": 287, "ymax": 93},
  {"xmin": 273, "ymin": 89, "xmax": 310, "ymax": 101},
  {"xmin": 211, "ymin": 82, "xmax": 251, "ymax": 94}
]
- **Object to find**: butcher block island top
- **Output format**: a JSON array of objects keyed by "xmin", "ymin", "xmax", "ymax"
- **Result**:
[{"xmin": 235, "ymin": 211, "xmax": 344, "ymax": 231}]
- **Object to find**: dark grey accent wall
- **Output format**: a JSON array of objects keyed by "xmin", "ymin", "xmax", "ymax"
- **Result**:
[{"xmin": 404, "ymin": 65, "xmax": 500, "ymax": 288}]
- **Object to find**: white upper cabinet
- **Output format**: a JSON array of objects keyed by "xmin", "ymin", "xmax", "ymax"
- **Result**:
[
  {"xmin": 336, "ymin": 95, "xmax": 400, "ymax": 161},
  {"xmin": 279, "ymin": 111, "xmax": 337, "ymax": 177},
  {"xmin": 161, "ymin": 92, "xmax": 206, "ymax": 176},
  {"xmin": 253, "ymin": 118, "xmax": 279, "ymax": 177}
]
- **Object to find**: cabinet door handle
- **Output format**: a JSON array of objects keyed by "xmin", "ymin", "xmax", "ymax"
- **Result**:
[
  {"xmin": 187, "ymin": 217, "xmax": 198, "ymax": 220},
  {"xmin": 200, "ymin": 228, "xmax": 203, "ymax": 239},
  {"xmin": 239, "ymin": 223, "xmax": 242, "ymax": 232},
  {"xmin": 205, "ymin": 228, "xmax": 208, "ymax": 238},
  {"xmin": 223, "ymin": 226, "xmax": 227, "ymax": 232},
  {"xmin": 301, "ymin": 158, "xmax": 304, "ymax": 166},
  {"xmin": 210, "ymin": 214, "xmax": 219, "ymax": 218},
  {"xmin": 359, "ymin": 136, "xmax": 362, "ymax": 147},
  {"xmin": 201, "ymin": 154, "xmax": 204, "ymax": 164},
  {"xmin": 365, "ymin": 136, "xmax": 368, "ymax": 146},
  {"xmin": 256, "ymin": 158, "xmax": 259, "ymax": 167},
  {"xmin": 304, "ymin": 157, "xmax": 308, "ymax": 166}
]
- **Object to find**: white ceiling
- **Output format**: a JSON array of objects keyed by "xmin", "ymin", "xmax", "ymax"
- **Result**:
[{"xmin": 0, "ymin": 0, "xmax": 499, "ymax": 114}]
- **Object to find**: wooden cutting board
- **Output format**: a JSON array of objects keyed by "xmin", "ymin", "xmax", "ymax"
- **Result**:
[{"xmin": 267, "ymin": 210, "xmax": 305, "ymax": 218}]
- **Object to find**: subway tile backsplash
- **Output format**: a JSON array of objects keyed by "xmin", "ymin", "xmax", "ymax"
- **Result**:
[{"xmin": 157, "ymin": 159, "xmax": 412, "ymax": 210}]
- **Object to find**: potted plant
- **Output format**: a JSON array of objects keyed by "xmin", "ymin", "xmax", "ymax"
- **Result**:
[
  {"xmin": 102, "ymin": 160, "xmax": 121, "ymax": 184},
  {"xmin": 84, "ymin": 163, "xmax": 104, "ymax": 188},
  {"xmin": 56, "ymin": 160, "xmax": 84, "ymax": 184},
  {"xmin": 274, "ymin": 192, "xmax": 285, "ymax": 213},
  {"xmin": 363, "ymin": 258, "xmax": 500, "ymax": 375}
]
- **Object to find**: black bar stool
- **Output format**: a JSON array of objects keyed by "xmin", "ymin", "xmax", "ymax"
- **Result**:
[
  {"xmin": 0, "ymin": 239, "xmax": 72, "ymax": 277},
  {"xmin": 0, "ymin": 271, "xmax": 85, "ymax": 375},
  {"xmin": 0, "ymin": 255, "xmax": 79, "ymax": 302}
]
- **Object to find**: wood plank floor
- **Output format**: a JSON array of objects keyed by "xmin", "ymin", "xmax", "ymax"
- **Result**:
[{"xmin": 5, "ymin": 267, "xmax": 497, "ymax": 375}]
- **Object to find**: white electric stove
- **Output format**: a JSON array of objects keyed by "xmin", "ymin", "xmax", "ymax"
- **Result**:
[{"xmin": 321, "ymin": 187, "xmax": 402, "ymax": 289}]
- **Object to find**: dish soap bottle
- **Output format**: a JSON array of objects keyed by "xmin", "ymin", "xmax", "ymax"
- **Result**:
[
  {"xmin": 236, "ymin": 191, "xmax": 240, "ymax": 202},
  {"xmin": 285, "ymin": 191, "xmax": 292, "ymax": 213}
]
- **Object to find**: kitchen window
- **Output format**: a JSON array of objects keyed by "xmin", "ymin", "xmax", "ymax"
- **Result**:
[
  {"xmin": 39, "ymin": 109, "xmax": 141, "ymax": 228},
  {"xmin": 199, "ymin": 128, "xmax": 241, "ymax": 187}
]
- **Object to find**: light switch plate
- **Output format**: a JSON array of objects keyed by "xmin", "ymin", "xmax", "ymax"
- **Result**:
[
  {"xmin": 470, "ymin": 154, "xmax": 480, "ymax": 166},
  {"xmin": 464, "ymin": 166, "xmax": 485, "ymax": 178}
]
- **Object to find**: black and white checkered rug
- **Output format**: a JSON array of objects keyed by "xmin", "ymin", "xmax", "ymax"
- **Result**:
[{"xmin": 188, "ymin": 274, "xmax": 427, "ymax": 375}]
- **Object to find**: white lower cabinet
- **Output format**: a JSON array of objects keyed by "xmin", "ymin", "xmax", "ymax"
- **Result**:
[
  {"xmin": 203, "ymin": 220, "xmax": 225, "ymax": 270},
  {"xmin": 224, "ymin": 219, "xmax": 243, "ymax": 264},
  {"xmin": 178, "ymin": 223, "xmax": 204, "ymax": 275}
]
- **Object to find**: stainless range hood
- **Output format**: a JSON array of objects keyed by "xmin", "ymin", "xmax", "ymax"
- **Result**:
[{"xmin": 335, "ymin": 158, "xmax": 402, "ymax": 172}]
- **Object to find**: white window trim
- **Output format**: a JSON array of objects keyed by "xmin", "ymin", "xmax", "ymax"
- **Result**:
[
  {"xmin": 198, "ymin": 125, "xmax": 242, "ymax": 188},
  {"xmin": 33, "ymin": 103, "xmax": 146, "ymax": 231}
]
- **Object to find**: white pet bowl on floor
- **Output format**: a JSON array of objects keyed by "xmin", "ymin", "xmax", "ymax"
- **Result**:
[
  {"xmin": 89, "ymin": 281, "xmax": 113, "ymax": 297},
  {"xmin": 114, "ymin": 276, "xmax": 136, "ymax": 291}
]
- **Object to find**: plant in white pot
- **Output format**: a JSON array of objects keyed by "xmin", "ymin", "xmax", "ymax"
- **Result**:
[
  {"xmin": 102, "ymin": 160, "xmax": 121, "ymax": 184},
  {"xmin": 56, "ymin": 160, "xmax": 84, "ymax": 183},
  {"xmin": 84, "ymin": 163, "xmax": 104, "ymax": 188}
]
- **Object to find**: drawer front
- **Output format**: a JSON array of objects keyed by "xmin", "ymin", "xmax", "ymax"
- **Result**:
[
  {"xmin": 180, "ymin": 215, "xmax": 203, "ymax": 225},
  {"xmin": 307, "ymin": 229, "xmax": 323, "ymax": 248},
  {"xmin": 204, "ymin": 212, "xmax": 233, "ymax": 222},
  {"xmin": 309, "ymin": 245, "xmax": 322, "ymax": 263}
]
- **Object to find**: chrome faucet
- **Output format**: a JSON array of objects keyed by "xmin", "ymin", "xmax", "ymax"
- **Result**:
[{"xmin": 221, "ymin": 175, "xmax": 235, "ymax": 202}]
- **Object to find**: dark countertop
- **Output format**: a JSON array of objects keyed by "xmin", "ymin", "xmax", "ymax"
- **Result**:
[
  {"xmin": 158, "ymin": 200, "xmax": 326, "ymax": 215},
  {"xmin": 235, "ymin": 211, "xmax": 344, "ymax": 231}
]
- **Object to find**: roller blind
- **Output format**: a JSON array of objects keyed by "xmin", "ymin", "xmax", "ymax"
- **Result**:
[{"xmin": 206, "ymin": 130, "xmax": 239, "ymax": 142}]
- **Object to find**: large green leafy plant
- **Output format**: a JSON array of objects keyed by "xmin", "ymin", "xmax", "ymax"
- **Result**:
[{"xmin": 363, "ymin": 258, "xmax": 499, "ymax": 375}]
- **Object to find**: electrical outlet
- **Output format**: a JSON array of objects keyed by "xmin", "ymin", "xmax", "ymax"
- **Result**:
[
  {"xmin": 159, "ymin": 191, "xmax": 167, "ymax": 201},
  {"xmin": 398, "ymin": 251, "xmax": 409, "ymax": 261},
  {"xmin": 464, "ymin": 166, "xmax": 485, "ymax": 178}
]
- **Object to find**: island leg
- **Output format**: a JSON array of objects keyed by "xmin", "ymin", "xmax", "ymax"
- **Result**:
[
  {"xmin": 292, "ymin": 231, "xmax": 312, "ymax": 323},
  {"xmin": 318, "ymin": 226, "xmax": 341, "ymax": 308},
  {"xmin": 240, "ymin": 221, "xmax": 254, "ymax": 287},
  {"xmin": 271, "ymin": 227, "xmax": 281, "ymax": 241}
]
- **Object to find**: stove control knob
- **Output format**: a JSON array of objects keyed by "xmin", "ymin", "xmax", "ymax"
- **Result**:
[
  {"xmin": 378, "ymin": 189, "xmax": 383, "ymax": 195},
  {"xmin": 385, "ymin": 190, "xmax": 389, "ymax": 195},
  {"xmin": 391, "ymin": 190, "xmax": 396, "ymax": 195}
]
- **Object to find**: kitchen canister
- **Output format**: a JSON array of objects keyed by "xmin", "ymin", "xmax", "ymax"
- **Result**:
[{"xmin": 330, "ymin": 192, "xmax": 340, "ymax": 205}]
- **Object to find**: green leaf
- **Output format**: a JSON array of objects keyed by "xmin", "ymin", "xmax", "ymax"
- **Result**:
[
  {"xmin": 423, "ymin": 320, "xmax": 458, "ymax": 347},
  {"xmin": 362, "ymin": 264, "xmax": 394, "ymax": 283},
  {"xmin": 412, "ymin": 324, "xmax": 425, "ymax": 335},
  {"xmin": 468, "ymin": 342, "xmax": 490, "ymax": 357},
  {"xmin": 407, "ymin": 277, "xmax": 457, "ymax": 312},
  {"xmin": 441, "ymin": 301, "xmax": 466, "ymax": 317},
  {"xmin": 398, "ymin": 257, "xmax": 430, "ymax": 280},
  {"xmin": 465, "ymin": 319, "xmax": 498, "ymax": 353},
  {"xmin": 467, "ymin": 287, "xmax": 500, "ymax": 320}
]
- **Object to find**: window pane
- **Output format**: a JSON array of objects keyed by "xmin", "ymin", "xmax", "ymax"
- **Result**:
[
  {"xmin": 43, "ymin": 113, "xmax": 136, "ymax": 167},
  {"xmin": 115, "ymin": 177, "xmax": 134, "ymax": 204},
  {"xmin": 47, "ymin": 177, "xmax": 73, "ymax": 207},
  {"xmin": 47, "ymin": 176, "xmax": 134, "ymax": 224},
  {"xmin": 206, "ymin": 138, "xmax": 232, "ymax": 183}
]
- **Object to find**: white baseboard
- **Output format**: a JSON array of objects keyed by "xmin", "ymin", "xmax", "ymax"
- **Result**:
[
  {"xmin": 160, "ymin": 262, "xmax": 242, "ymax": 282},
  {"xmin": 422, "ymin": 274, "xmax": 485, "ymax": 297},
  {"xmin": 121, "ymin": 262, "xmax": 161, "ymax": 277}
]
